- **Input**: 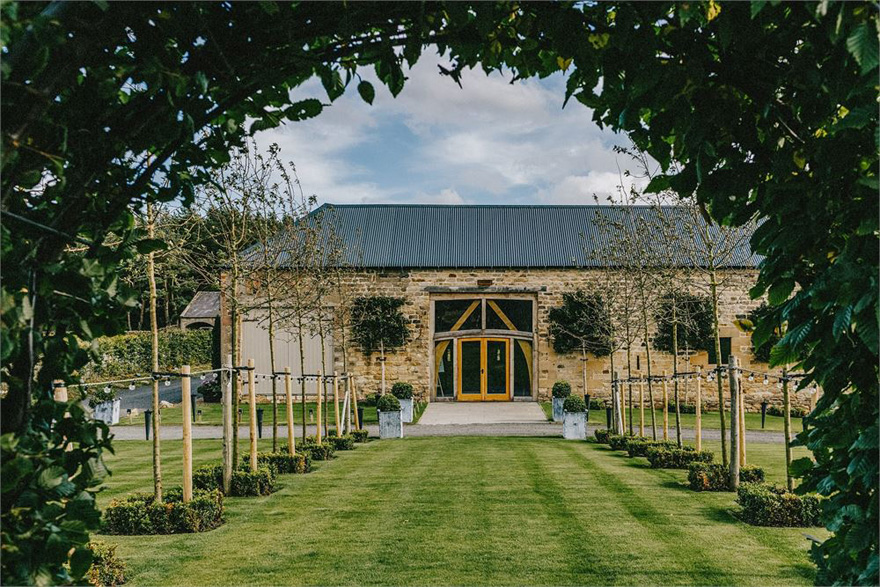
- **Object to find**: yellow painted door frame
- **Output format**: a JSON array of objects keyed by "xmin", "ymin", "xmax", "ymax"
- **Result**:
[{"xmin": 456, "ymin": 337, "xmax": 510, "ymax": 401}]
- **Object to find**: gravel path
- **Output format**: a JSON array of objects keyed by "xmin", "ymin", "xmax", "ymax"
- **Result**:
[{"xmin": 109, "ymin": 420, "xmax": 787, "ymax": 443}]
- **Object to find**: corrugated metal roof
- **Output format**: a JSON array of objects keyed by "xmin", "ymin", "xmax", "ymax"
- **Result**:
[
  {"xmin": 179, "ymin": 291, "xmax": 221, "ymax": 318},
  {"xmin": 266, "ymin": 204, "xmax": 761, "ymax": 269}
]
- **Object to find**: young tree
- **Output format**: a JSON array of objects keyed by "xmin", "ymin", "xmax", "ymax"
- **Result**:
[
  {"xmin": 349, "ymin": 296, "xmax": 410, "ymax": 394},
  {"xmin": 548, "ymin": 291, "xmax": 613, "ymax": 400}
]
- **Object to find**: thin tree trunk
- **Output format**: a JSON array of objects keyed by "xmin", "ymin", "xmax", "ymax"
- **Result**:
[
  {"xmin": 782, "ymin": 366, "xmax": 793, "ymax": 491},
  {"xmin": 710, "ymin": 268, "xmax": 728, "ymax": 467},
  {"xmin": 230, "ymin": 269, "xmax": 240, "ymax": 468},
  {"xmin": 672, "ymin": 303, "xmax": 682, "ymax": 447},
  {"xmin": 297, "ymin": 313, "xmax": 307, "ymax": 439},
  {"xmin": 267, "ymin": 295, "xmax": 278, "ymax": 453},
  {"xmin": 147, "ymin": 204, "xmax": 163, "ymax": 503},
  {"xmin": 626, "ymin": 344, "xmax": 634, "ymax": 435},
  {"xmin": 163, "ymin": 277, "xmax": 170, "ymax": 327},
  {"xmin": 581, "ymin": 345, "xmax": 588, "ymax": 400},
  {"xmin": 319, "ymin": 316, "xmax": 329, "ymax": 433},
  {"xmin": 641, "ymin": 301, "xmax": 657, "ymax": 440},
  {"xmin": 138, "ymin": 293, "xmax": 146, "ymax": 330}
]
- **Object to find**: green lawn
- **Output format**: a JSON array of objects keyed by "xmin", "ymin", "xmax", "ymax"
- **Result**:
[
  {"xmin": 540, "ymin": 402, "xmax": 799, "ymax": 433},
  {"xmin": 97, "ymin": 436, "xmax": 821, "ymax": 586},
  {"xmin": 117, "ymin": 401, "xmax": 427, "ymax": 428}
]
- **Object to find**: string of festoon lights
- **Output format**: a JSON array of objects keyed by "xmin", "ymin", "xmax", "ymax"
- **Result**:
[
  {"xmin": 72, "ymin": 367, "xmax": 225, "ymax": 397},
  {"xmin": 612, "ymin": 365, "xmax": 820, "ymax": 393}
]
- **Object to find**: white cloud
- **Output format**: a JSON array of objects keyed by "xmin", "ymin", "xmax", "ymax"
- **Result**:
[
  {"xmin": 253, "ymin": 52, "xmax": 645, "ymax": 206},
  {"xmin": 538, "ymin": 171, "xmax": 648, "ymax": 205}
]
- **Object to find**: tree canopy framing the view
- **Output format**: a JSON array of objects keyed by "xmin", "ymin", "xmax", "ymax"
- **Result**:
[{"xmin": 3, "ymin": 2, "xmax": 876, "ymax": 585}]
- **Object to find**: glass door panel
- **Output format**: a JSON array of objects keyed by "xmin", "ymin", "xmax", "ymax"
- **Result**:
[
  {"xmin": 459, "ymin": 339, "xmax": 482, "ymax": 400},
  {"xmin": 485, "ymin": 339, "xmax": 509, "ymax": 399}
]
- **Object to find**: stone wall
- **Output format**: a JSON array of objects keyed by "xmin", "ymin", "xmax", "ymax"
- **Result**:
[{"xmin": 222, "ymin": 267, "xmax": 817, "ymax": 412}]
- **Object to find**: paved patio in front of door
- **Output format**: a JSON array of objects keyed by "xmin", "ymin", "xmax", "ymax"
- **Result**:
[{"xmin": 417, "ymin": 402, "xmax": 549, "ymax": 426}]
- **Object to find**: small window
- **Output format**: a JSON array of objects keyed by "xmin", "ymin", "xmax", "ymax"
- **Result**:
[
  {"xmin": 707, "ymin": 337, "xmax": 732, "ymax": 365},
  {"xmin": 434, "ymin": 299, "xmax": 481, "ymax": 333},
  {"xmin": 486, "ymin": 299, "xmax": 532, "ymax": 332}
]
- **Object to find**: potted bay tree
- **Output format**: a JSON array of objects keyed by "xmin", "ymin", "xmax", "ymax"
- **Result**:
[
  {"xmin": 377, "ymin": 394, "xmax": 403, "ymax": 439},
  {"xmin": 391, "ymin": 382, "xmax": 415, "ymax": 423},
  {"xmin": 562, "ymin": 395, "xmax": 587, "ymax": 440},
  {"xmin": 551, "ymin": 380, "xmax": 571, "ymax": 422}
]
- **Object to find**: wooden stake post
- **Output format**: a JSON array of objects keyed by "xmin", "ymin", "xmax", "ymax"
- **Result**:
[
  {"xmin": 351, "ymin": 379, "xmax": 361, "ymax": 430},
  {"xmin": 729, "ymin": 356, "xmax": 741, "ymax": 490},
  {"xmin": 695, "ymin": 368, "xmax": 702, "ymax": 452},
  {"xmin": 53, "ymin": 380, "xmax": 68, "ymax": 402},
  {"xmin": 181, "ymin": 365, "xmax": 193, "ymax": 502},
  {"xmin": 316, "ymin": 369, "xmax": 323, "ymax": 444},
  {"xmin": 638, "ymin": 375, "xmax": 645, "ymax": 437},
  {"xmin": 285, "ymin": 367, "xmax": 295, "ymax": 455},
  {"xmin": 782, "ymin": 367, "xmax": 793, "ymax": 491},
  {"xmin": 662, "ymin": 370, "xmax": 669, "ymax": 441},
  {"xmin": 333, "ymin": 371, "xmax": 341, "ymax": 436},
  {"xmin": 222, "ymin": 354, "xmax": 233, "ymax": 495},
  {"xmin": 739, "ymin": 386, "xmax": 747, "ymax": 465},
  {"xmin": 247, "ymin": 358, "xmax": 257, "ymax": 472}
]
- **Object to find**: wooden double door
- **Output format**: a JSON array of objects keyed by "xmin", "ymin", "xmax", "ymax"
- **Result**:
[{"xmin": 457, "ymin": 337, "xmax": 510, "ymax": 401}]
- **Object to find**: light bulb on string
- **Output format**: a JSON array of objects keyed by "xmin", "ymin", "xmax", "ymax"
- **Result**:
[
  {"xmin": 748, "ymin": 374, "xmax": 755, "ymax": 383},
  {"xmin": 776, "ymin": 380, "xmax": 783, "ymax": 389},
  {"xmin": 200, "ymin": 374, "xmax": 206, "ymax": 381},
  {"xmin": 128, "ymin": 383, "xmax": 135, "ymax": 391},
  {"xmin": 104, "ymin": 386, "xmax": 111, "ymax": 394},
  {"xmin": 164, "ymin": 378, "xmax": 170, "ymax": 387},
  {"xmin": 763, "ymin": 375, "xmax": 769, "ymax": 385}
]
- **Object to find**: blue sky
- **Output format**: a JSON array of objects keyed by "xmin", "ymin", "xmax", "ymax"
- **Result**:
[{"xmin": 255, "ymin": 51, "xmax": 646, "ymax": 206}]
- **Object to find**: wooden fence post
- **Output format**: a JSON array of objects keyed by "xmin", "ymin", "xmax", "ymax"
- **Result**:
[
  {"xmin": 662, "ymin": 370, "xmax": 669, "ymax": 441},
  {"xmin": 613, "ymin": 372, "xmax": 624, "ymax": 434},
  {"xmin": 782, "ymin": 367, "xmax": 793, "ymax": 491},
  {"xmin": 248, "ymin": 358, "xmax": 257, "ymax": 472},
  {"xmin": 222, "ymin": 354, "xmax": 233, "ymax": 495},
  {"xmin": 285, "ymin": 367, "xmax": 295, "ymax": 456},
  {"xmin": 351, "ymin": 379, "xmax": 361, "ymax": 430},
  {"xmin": 181, "ymin": 365, "xmax": 193, "ymax": 502},
  {"xmin": 729, "ymin": 356, "xmax": 741, "ymax": 490},
  {"xmin": 333, "ymin": 371, "xmax": 341, "ymax": 436},
  {"xmin": 638, "ymin": 375, "xmax": 645, "ymax": 437},
  {"xmin": 739, "ymin": 385, "xmax": 747, "ymax": 465},
  {"xmin": 53, "ymin": 380, "xmax": 68, "ymax": 402},
  {"xmin": 695, "ymin": 368, "xmax": 702, "ymax": 452},
  {"xmin": 316, "ymin": 369, "xmax": 323, "ymax": 444}
]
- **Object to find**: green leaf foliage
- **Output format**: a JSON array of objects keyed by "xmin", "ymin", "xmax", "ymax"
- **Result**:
[
  {"xmin": 652, "ymin": 292, "xmax": 714, "ymax": 354},
  {"xmin": 548, "ymin": 291, "xmax": 612, "ymax": 357},
  {"xmin": 349, "ymin": 296, "xmax": 409, "ymax": 356}
]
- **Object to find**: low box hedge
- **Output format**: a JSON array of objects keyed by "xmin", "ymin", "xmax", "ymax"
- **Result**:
[
  {"xmin": 300, "ymin": 439, "xmax": 336, "ymax": 461},
  {"xmin": 645, "ymin": 446, "xmax": 714, "ymax": 469},
  {"xmin": 736, "ymin": 482, "xmax": 822, "ymax": 526},
  {"xmin": 328, "ymin": 435, "xmax": 355, "ymax": 451},
  {"xmin": 608, "ymin": 434, "xmax": 634, "ymax": 451},
  {"xmin": 240, "ymin": 451, "xmax": 310, "ymax": 475},
  {"xmin": 351, "ymin": 429, "xmax": 369, "ymax": 443},
  {"xmin": 102, "ymin": 487, "xmax": 224, "ymax": 535},
  {"xmin": 85, "ymin": 541, "xmax": 126, "ymax": 587},
  {"xmin": 688, "ymin": 463, "xmax": 766, "ymax": 491},
  {"xmin": 593, "ymin": 429, "xmax": 610, "ymax": 444},
  {"xmin": 193, "ymin": 464, "xmax": 277, "ymax": 496},
  {"xmin": 625, "ymin": 438, "xmax": 684, "ymax": 458}
]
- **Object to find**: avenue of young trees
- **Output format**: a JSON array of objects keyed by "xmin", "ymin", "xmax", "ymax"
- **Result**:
[{"xmin": 3, "ymin": 2, "xmax": 876, "ymax": 585}]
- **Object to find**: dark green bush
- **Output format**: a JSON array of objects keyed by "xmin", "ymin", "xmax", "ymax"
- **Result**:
[
  {"xmin": 688, "ymin": 463, "xmax": 766, "ymax": 491},
  {"xmin": 646, "ymin": 447, "xmax": 714, "ymax": 469},
  {"xmin": 588, "ymin": 398, "xmax": 604, "ymax": 410},
  {"xmin": 552, "ymin": 380, "xmax": 572, "ymax": 398},
  {"xmin": 351, "ymin": 429, "xmax": 369, "ymax": 443},
  {"xmin": 625, "ymin": 438, "xmax": 682, "ymax": 458},
  {"xmin": 667, "ymin": 402, "xmax": 705, "ymax": 414},
  {"xmin": 85, "ymin": 541, "xmax": 126, "ymax": 587},
  {"xmin": 562, "ymin": 395, "xmax": 586, "ymax": 412},
  {"xmin": 593, "ymin": 429, "xmax": 610, "ymax": 444},
  {"xmin": 299, "ymin": 439, "xmax": 336, "ymax": 461},
  {"xmin": 80, "ymin": 328, "xmax": 213, "ymax": 380},
  {"xmin": 608, "ymin": 434, "xmax": 634, "ymax": 451},
  {"xmin": 328, "ymin": 435, "xmax": 355, "ymax": 451},
  {"xmin": 102, "ymin": 488, "xmax": 223, "ymax": 535},
  {"xmin": 391, "ymin": 382, "xmax": 414, "ymax": 399},
  {"xmin": 199, "ymin": 378, "xmax": 222, "ymax": 403},
  {"xmin": 376, "ymin": 394, "xmax": 401, "ymax": 412},
  {"xmin": 359, "ymin": 393, "xmax": 380, "ymax": 407},
  {"xmin": 766, "ymin": 404, "xmax": 808, "ymax": 418},
  {"xmin": 193, "ymin": 464, "xmax": 277, "ymax": 496},
  {"xmin": 736, "ymin": 483, "xmax": 823, "ymax": 527},
  {"xmin": 243, "ymin": 451, "xmax": 310, "ymax": 474}
]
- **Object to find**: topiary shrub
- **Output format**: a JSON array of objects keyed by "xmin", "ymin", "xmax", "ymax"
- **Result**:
[
  {"xmin": 736, "ymin": 483, "xmax": 823, "ymax": 527},
  {"xmin": 351, "ymin": 429, "xmax": 369, "ymax": 443},
  {"xmin": 376, "ymin": 394, "xmax": 401, "ymax": 412},
  {"xmin": 562, "ymin": 395, "xmax": 586, "ymax": 412},
  {"xmin": 551, "ymin": 380, "xmax": 572, "ymax": 398},
  {"xmin": 391, "ymin": 382, "xmax": 414, "ymax": 400},
  {"xmin": 299, "ymin": 439, "xmax": 336, "ymax": 461},
  {"xmin": 593, "ymin": 429, "xmax": 610, "ymax": 444},
  {"xmin": 102, "ymin": 488, "xmax": 223, "ymax": 535},
  {"xmin": 85, "ymin": 541, "xmax": 126, "ymax": 587},
  {"xmin": 199, "ymin": 378, "xmax": 222, "ymax": 403},
  {"xmin": 193, "ymin": 464, "xmax": 277, "ymax": 496},
  {"xmin": 625, "ymin": 438, "xmax": 682, "ymax": 458},
  {"xmin": 688, "ymin": 463, "xmax": 767, "ymax": 491},
  {"xmin": 645, "ymin": 447, "xmax": 714, "ymax": 469},
  {"xmin": 328, "ymin": 435, "xmax": 355, "ymax": 451},
  {"xmin": 241, "ymin": 452, "xmax": 310, "ymax": 475}
]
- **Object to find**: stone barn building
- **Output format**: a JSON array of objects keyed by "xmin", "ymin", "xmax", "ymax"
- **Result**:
[{"xmin": 224, "ymin": 204, "xmax": 815, "ymax": 412}]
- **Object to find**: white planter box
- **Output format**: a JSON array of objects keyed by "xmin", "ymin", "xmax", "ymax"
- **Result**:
[
  {"xmin": 399, "ymin": 398, "xmax": 414, "ymax": 423},
  {"xmin": 93, "ymin": 398, "xmax": 121, "ymax": 425},
  {"xmin": 552, "ymin": 397, "xmax": 565, "ymax": 422},
  {"xmin": 378, "ymin": 410, "xmax": 403, "ymax": 439},
  {"xmin": 563, "ymin": 411, "xmax": 586, "ymax": 440}
]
